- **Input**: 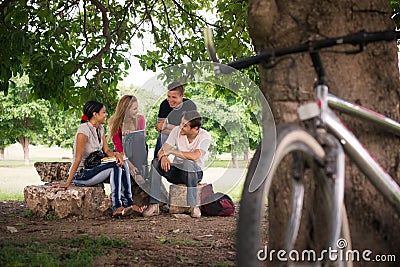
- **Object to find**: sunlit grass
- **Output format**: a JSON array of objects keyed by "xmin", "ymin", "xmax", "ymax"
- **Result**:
[
  {"xmin": 0, "ymin": 164, "xmax": 43, "ymax": 200},
  {"xmin": 0, "ymin": 144, "xmax": 249, "ymax": 202},
  {"xmin": 0, "ymin": 158, "xmax": 70, "ymax": 200},
  {"xmin": 0, "ymin": 158, "xmax": 247, "ymax": 201}
]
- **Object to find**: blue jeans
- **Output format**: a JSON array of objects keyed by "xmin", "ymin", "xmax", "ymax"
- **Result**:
[
  {"xmin": 121, "ymin": 161, "xmax": 134, "ymax": 207},
  {"xmin": 73, "ymin": 162, "xmax": 133, "ymax": 211},
  {"xmin": 148, "ymin": 159, "xmax": 203, "ymax": 206}
]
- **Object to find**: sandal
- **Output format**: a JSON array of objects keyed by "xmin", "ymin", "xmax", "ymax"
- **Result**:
[
  {"xmin": 122, "ymin": 205, "xmax": 144, "ymax": 216},
  {"xmin": 112, "ymin": 207, "xmax": 124, "ymax": 217}
]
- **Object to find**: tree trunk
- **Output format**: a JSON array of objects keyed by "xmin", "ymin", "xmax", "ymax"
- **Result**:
[
  {"xmin": 231, "ymin": 153, "xmax": 238, "ymax": 168},
  {"xmin": 0, "ymin": 148, "xmax": 4, "ymax": 160},
  {"xmin": 19, "ymin": 137, "xmax": 30, "ymax": 165},
  {"xmin": 248, "ymin": 0, "xmax": 399, "ymax": 265},
  {"xmin": 243, "ymin": 146, "xmax": 251, "ymax": 162}
]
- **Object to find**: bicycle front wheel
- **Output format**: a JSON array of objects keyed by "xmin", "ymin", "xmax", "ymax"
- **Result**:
[{"xmin": 237, "ymin": 124, "xmax": 338, "ymax": 266}]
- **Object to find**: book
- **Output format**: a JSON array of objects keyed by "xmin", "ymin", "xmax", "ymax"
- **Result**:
[{"xmin": 101, "ymin": 156, "xmax": 128, "ymax": 163}]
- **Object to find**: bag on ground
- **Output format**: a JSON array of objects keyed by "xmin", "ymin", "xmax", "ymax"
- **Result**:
[{"xmin": 201, "ymin": 192, "xmax": 235, "ymax": 216}]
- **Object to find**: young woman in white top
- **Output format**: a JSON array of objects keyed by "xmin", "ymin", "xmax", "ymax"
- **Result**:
[{"xmin": 53, "ymin": 100, "xmax": 143, "ymax": 217}]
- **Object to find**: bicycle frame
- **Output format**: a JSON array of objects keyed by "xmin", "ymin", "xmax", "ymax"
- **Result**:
[
  {"xmin": 317, "ymin": 88, "xmax": 400, "ymax": 214},
  {"xmin": 327, "ymin": 94, "xmax": 400, "ymax": 136}
]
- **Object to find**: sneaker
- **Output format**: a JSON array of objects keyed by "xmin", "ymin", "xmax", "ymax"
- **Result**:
[
  {"xmin": 143, "ymin": 204, "xmax": 160, "ymax": 217},
  {"xmin": 112, "ymin": 207, "xmax": 124, "ymax": 217},
  {"xmin": 122, "ymin": 205, "xmax": 144, "ymax": 216},
  {"xmin": 190, "ymin": 206, "xmax": 201, "ymax": 218}
]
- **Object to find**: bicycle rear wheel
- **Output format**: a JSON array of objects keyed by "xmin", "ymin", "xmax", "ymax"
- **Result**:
[{"xmin": 236, "ymin": 124, "xmax": 350, "ymax": 267}]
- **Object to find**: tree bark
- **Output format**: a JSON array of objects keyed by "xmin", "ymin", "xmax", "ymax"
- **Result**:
[
  {"xmin": 248, "ymin": 0, "xmax": 399, "ymax": 265},
  {"xmin": 231, "ymin": 154, "xmax": 238, "ymax": 168},
  {"xmin": 243, "ymin": 146, "xmax": 251, "ymax": 162},
  {"xmin": 0, "ymin": 148, "xmax": 4, "ymax": 160},
  {"xmin": 18, "ymin": 137, "xmax": 30, "ymax": 165}
]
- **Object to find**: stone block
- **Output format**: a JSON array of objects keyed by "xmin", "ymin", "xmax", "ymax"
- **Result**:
[
  {"xmin": 169, "ymin": 183, "xmax": 212, "ymax": 214},
  {"xmin": 24, "ymin": 185, "xmax": 111, "ymax": 218},
  {"xmin": 34, "ymin": 162, "xmax": 72, "ymax": 183}
]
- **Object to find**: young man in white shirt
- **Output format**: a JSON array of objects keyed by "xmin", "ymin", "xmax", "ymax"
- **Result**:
[{"xmin": 143, "ymin": 110, "xmax": 211, "ymax": 218}]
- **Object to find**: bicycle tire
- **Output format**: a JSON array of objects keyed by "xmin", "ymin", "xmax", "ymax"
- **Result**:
[{"xmin": 237, "ymin": 124, "xmax": 349, "ymax": 266}]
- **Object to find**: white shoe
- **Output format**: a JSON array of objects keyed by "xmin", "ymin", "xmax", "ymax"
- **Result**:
[
  {"xmin": 190, "ymin": 206, "xmax": 201, "ymax": 218},
  {"xmin": 143, "ymin": 204, "xmax": 160, "ymax": 217}
]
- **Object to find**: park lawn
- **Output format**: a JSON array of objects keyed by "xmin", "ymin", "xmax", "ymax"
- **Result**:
[
  {"xmin": 0, "ymin": 159, "xmax": 71, "ymax": 200},
  {"xmin": 0, "ymin": 159, "xmax": 245, "ymax": 202}
]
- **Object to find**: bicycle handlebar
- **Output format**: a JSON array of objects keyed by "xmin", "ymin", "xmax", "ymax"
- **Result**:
[{"xmin": 228, "ymin": 30, "xmax": 400, "ymax": 70}]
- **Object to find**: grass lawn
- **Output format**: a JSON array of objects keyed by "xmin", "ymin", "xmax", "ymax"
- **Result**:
[
  {"xmin": 0, "ymin": 144, "xmax": 247, "ymax": 202},
  {"xmin": 0, "ymin": 144, "xmax": 72, "ymax": 200}
]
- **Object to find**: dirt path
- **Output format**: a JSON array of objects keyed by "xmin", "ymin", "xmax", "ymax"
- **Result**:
[{"xmin": 0, "ymin": 200, "xmax": 237, "ymax": 266}]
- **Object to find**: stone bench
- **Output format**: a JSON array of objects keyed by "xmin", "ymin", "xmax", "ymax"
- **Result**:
[
  {"xmin": 24, "ymin": 184, "xmax": 111, "ymax": 218},
  {"xmin": 33, "ymin": 161, "xmax": 72, "ymax": 183},
  {"xmin": 25, "ymin": 161, "xmax": 148, "ymax": 218},
  {"xmin": 168, "ymin": 183, "xmax": 212, "ymax": 214}
]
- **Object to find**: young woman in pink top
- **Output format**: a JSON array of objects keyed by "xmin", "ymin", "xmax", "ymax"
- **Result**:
[
  {"xmin": 109, "ymin": 95, "xmax": 146, "ymax": 152},
  {"xmin": 108, "ymin": 95, "xmax": 148, "ymax": 184}
]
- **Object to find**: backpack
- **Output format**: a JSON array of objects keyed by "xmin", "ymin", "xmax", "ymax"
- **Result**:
[{"xmin": 201, "ymin": 192, "xmax": 235, "ymax": 216}]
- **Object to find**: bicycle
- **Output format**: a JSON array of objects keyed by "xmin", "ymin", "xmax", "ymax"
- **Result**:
[{"xmin": 205, "ymin": 29, "xmax": 400, "ymax": 266}]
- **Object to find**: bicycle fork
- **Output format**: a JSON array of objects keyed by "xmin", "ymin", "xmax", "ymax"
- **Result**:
[{"xmin": 287, "ymin": 132, "xmax": 348, "ymax": 266}]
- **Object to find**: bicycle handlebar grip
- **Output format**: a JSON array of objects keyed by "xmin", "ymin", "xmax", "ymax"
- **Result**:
[{"xmin": 341, "ymin": 30, "xmax": 400, "ymax": 45}]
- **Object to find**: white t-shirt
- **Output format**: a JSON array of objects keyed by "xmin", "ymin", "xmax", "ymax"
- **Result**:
[
  {"xmin": 165, "ymin": 126, "xmax": 211, "ymax": 170},
  {"xmin": 72, "ymin": 122, "xmax": 104, "ymax": 171}
]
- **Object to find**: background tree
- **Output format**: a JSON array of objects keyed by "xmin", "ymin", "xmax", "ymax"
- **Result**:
[
  {"xmin": 1, "ymin": 0, "xmax": 135, "ymax": 110},
  {"xmin": 1, "ymin": 0, "xmax": 212, "ymax": 110},
  {"xmin": 0, "ymin": 75, "xmax": 77, "ymax": 163},
  {"xmin": 0, "ymin": 77, "xmax": 51, "ymax": 165},
  {"xmin": 0, "ymin": 0, "xmax": 253, "ymax": 107},
  {"xmin": 41, "ymin": 108, "xmax": 78, "ymax": 150},
  {"xmin": 0, "ymin": 134, "xmax": 14, "ymax": 160},
  {"xmin": 247, "ymin": 0, "xmax": 399, "ymax": 264}
]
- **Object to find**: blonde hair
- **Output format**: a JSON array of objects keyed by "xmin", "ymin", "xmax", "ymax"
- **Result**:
[{"xmin": 108, "ymin": 95, "xmax": 137, "ymax": 139}]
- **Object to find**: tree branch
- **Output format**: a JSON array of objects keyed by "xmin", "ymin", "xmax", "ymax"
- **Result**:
[
  {"xmin": 161, "ymin": 0, "xmax": 194, "ymax": 61},
  {"xmin": 74, "ymin": 0, "xmax": 112, "ymax": 73}
]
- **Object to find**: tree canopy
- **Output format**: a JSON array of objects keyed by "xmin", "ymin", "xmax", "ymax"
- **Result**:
[{"xmin": 0, "ymin": 0, "xmax": 253, "ymax": 112}]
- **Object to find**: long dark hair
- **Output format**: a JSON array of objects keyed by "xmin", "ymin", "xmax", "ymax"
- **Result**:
[{"xmin": 81, "ymin": 100, "xmax": 104, "ymax": 123}]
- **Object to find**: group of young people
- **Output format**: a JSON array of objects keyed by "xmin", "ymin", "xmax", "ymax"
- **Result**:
[{"xmin": 53, "ymin": 82, "xmax": 211, "ymax": 219}]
